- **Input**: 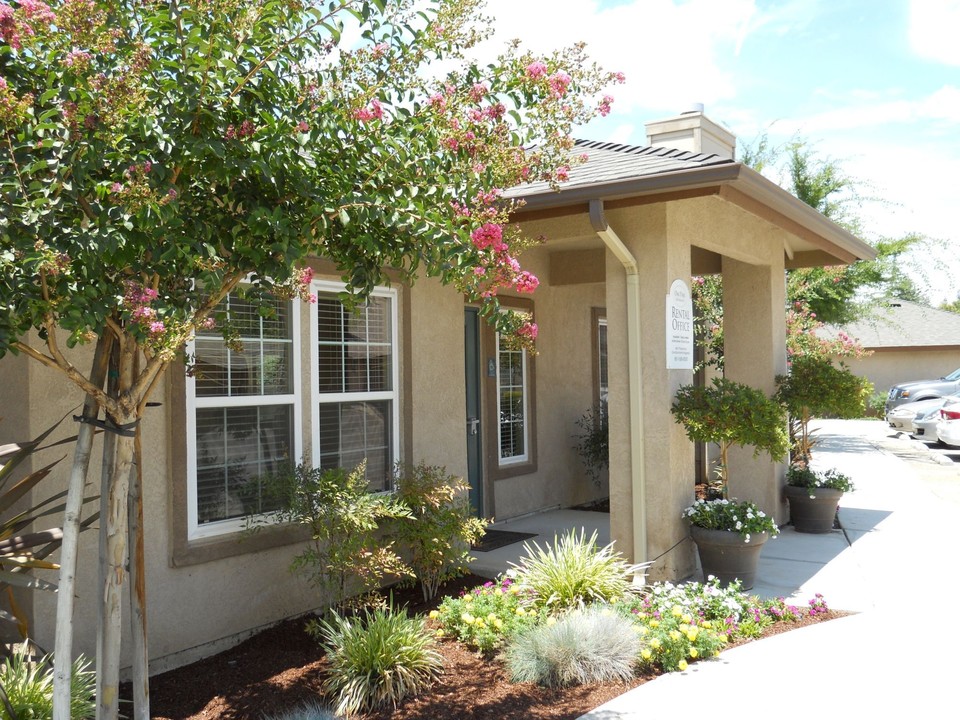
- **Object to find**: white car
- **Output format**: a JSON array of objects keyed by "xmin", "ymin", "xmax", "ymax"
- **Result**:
[
  {"xmin": 935, "ymin": 399, "xmax": 960, "ymax": 448},
  {"xmin": 887, "ymin": 396, "xmax": 949, "ymax": 432},
  {"xmin": 909, "ymin": 392, "xmax": 960, "ymax": 441}
]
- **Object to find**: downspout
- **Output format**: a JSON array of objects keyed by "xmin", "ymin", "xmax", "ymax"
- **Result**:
[{"xmin": 589, "ymin": 199, "xmax": 648, "ymax": 567}]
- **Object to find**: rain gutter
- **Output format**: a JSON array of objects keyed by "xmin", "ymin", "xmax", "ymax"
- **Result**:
[{"xmin": 589, "ymin": 199, "xmax": 648, "ymax": 568}]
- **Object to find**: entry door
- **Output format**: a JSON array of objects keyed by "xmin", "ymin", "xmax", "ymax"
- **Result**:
[{"xmin": 464, "ymin": 308, "xmax": 484, "ymax": 516}]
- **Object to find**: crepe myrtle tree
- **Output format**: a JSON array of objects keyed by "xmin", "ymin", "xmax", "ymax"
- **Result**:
[{"xmin": 0, "ymin": 1, "xmax": 622, "ymax": 717}]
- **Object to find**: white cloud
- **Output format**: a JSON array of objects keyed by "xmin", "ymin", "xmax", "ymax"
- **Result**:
[
  {"xmin": 474, "ymin": 0, "xmax": 760, "ymax": 116},
  {"xmin": 909, "ymin": 0, "xmax": 960, "ymax": 65}
]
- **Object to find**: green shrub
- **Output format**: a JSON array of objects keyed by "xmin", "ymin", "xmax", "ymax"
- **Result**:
[
  {"xmin": 261, "ymin": 701, "xmax": 341, "ymax": 720},
  {"xmin": 866, "ymin": 391, "xmax": 887, "ymax": 418},
  {"xmin": 510, "ymin": 529, "xmax": 647, "ymax": 611},
  {"xmin": 434, "ymin": 576, "xmax": 542, "ymax": 654},
  {"xmin": 776, "ymin": 355, "xmax": 872, "ymax": 461},
  {"xmin": 391, "ymin": 463, "xmax": 488, "ymax": 602},
  {"xmin": 0, "ymin": 645, "xmax": 95, "ymax": 720},
  {"xmin": 505, "ymin": 607, "xmax": 639, "ymax": 687},
  {"xmin": 310, "ymin": 606, "xmax": 443, "ymax": 717},
  {"xmin": 572, "ymin": 406, "xmax": 608, "ymax": 486},
  {"xmin": 254, "ymin": 463, "xmax": 412, "ymax": 610},
  {"xmin": 671, "ymin": 378, "xmax": 789, "ymax": 497}
]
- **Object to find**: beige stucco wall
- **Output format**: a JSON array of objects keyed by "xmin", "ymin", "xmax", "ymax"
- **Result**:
[{"xmin": 836, "ymin": 348, "xmax": 960, "ymax": 401}]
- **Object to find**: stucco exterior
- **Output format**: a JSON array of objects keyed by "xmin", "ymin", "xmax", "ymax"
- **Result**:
[{"xmin": 0, "ymin": 111, "xmax": 877, "ymax": 675}]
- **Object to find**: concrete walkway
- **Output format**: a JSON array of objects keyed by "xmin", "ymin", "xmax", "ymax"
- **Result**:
[
  {"xmin": 470, "ymin": 420, "xmax": 960, "ymax": 718},
  {"xmin": 580, "ymin": 419, "xmax": 960, "ymax": 719}
]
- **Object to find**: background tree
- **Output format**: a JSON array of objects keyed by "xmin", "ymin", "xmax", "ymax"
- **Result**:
[{"xmin": 0, "ymin": 1, "xmax": 619, "ymax": 717}]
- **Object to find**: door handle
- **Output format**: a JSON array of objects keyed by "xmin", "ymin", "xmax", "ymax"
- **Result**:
[{"xmin": 467, "ymin": 417, "xmax": 480, "ymax": 435}]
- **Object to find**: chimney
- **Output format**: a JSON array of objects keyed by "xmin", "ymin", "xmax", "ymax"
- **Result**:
[{"xmin": 644, "ymin": 104, "xmax": 736, "ymax": 159}]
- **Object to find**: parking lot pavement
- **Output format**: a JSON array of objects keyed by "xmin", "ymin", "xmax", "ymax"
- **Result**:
[{"xmin": 867, "ymin": 424, "xmax": 960, "ymax": 504}]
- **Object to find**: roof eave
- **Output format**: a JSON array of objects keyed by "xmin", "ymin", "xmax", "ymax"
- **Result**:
[{"xmin": 510, "ymin": 163, "xmax": 877, "ymax": 264}]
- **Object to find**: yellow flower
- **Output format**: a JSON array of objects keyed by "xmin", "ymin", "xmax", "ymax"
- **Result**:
[
  {"xmin": 641, "ymin": 649, "xmax": 653, "ymax": 660},
  {"xmin": 494, "ymin": 588, "xmax": 503, "ymax": 596},
  {"xmin": 678, "ymin": 660, "xmax": 688, "ymax": 671},
  {"xmin": 515, "ymin": 607, "xmax": 526, "ymax": 616},
  {"xmin": 649, "ymin": 620, "xmax": 659, "ymax": 628},
  {"xmin": 487, "ymin": 613, "xmax": 498, "ymax": 623},
  {"xmin": 671, "ymin": 605, "xmax": 682, "ymax": 617},
  {"xmin": 462, "ymin": 613, "xmax": 475, "ymax": 625},
  {"xmin": 686, "ymin": 629, "xmax": 699, "ymax": 641},
  {"xmin": 493, "ymin": 618, "xmax": 503, "ymax": 630},
  {"xmin": 650, "ymin": 638, "xmax": 661, "ymax": 649},
  {"xmin": 435, "ymin": 629, "xmax": 445, "ymax": 637},
  {"xmin": 682, "ymin": 613, "xmax": 693, "ymax": 624},
  {"xmin": 719, "ymin": 634, "xmax": 729, "ymax": 643},
  {"xmin": 428, "ymin": 610, "xmax": 440, "ymax": 619},
  {"xmin": 600, "ymin": 608, "xmax": 612, "ymax": 617},
  {"xmin": 669, "ymin": 630, "xmax": 681, "ymax": 641},
  {"xmin": 546, "ymin": 616, "xmax": 557, "ymax": 626},
  {"xmin": 509, "ymin": 585, "xmax": 520, "ymax": 594},
  {"xmin": 678, "ymin": 623, "xmax": 689, "ymax": 634},
  {"xmin": 689, "ymin": 647, "xmax": 699, "ymax": 658}
]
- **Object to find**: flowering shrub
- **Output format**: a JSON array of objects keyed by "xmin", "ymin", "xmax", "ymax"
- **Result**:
[
  {"xmin": 786, "ymin": 464, "xmax": 855, "ymax": 495},
  {"xmin": 683, "ymin": 498, "xmax": 779, "ymax": 542},
  {"xmin": 433, "ymin": 575, "xmax": 543, "ymax": 654}
]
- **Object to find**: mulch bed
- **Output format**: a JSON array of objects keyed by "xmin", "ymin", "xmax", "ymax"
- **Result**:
[{"xmin": 128, "ymin": 574, "xmax": 848, "ymax": 720}]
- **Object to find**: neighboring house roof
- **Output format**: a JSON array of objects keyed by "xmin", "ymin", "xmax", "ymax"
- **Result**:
[
  {"xmin": 820, "ymin": 300, "xmax": 960, "ymax": 349},
  {"xmin": 506, "ymin": 139, "xmax": 877, "ymax": 267}
]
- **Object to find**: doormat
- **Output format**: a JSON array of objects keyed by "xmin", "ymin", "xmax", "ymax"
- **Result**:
[{"xmin": 472, "ymin": 530, "xmax": 537, "ymax": 553}]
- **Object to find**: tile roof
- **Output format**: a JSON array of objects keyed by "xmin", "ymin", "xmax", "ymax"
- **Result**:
[
  {"xmin": 503, "ymin": 139, "xmax": 735, "ymax": 199},
  {"xmin": 820, "ymin": 300, "xmax": 960, "ymax": 348}
]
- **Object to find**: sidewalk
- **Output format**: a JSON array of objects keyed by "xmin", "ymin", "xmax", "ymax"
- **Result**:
[{"xmin": 580, "ymin": 419, "xmax": 960, "ymax": 719}]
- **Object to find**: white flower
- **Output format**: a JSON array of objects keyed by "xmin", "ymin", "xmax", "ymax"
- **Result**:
[{"xmin": 743, "ymin": 533, "xmax": 752, "ymax": 543}]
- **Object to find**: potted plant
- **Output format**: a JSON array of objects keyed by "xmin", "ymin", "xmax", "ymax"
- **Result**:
[
  {"xmin": 783, "ymin": 462, "xmax": 855, "ymax": 533},
  {"xmin": 671, "ymin": 377, "xmax": 789, "ymax": 589},
  {"xmin": 573, "ymin": 405, "xmax": 608, "ymax": 488}
]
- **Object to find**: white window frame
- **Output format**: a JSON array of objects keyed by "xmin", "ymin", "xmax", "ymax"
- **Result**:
[
  {"xmin": 495, "ymin": 333, "xmax": 530, "ymax": 466},
  {"xmin": 185, "ymin": 297, "xmax": 302, "ymax": 540},
  {"xmin": 309, "ymin": 280, "xmax": 400, "ymax": 489}
]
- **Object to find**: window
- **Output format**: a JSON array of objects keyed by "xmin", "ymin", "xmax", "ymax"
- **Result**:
[
  {"xmin": 311, "ymin": 281, "xmax": 399, "ymax": 492},
  {"xmin": 496, "ymin": 335, "xmax": 529, "ymax": 465},
  {"xmin": 185, "ymin": 293, "xmax": 302, "ymax": 539}
]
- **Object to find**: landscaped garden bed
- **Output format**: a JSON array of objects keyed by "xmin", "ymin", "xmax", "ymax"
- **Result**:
[{"xmin": 133, "ymin": 559, "xmax": 846, "ymax": 719}]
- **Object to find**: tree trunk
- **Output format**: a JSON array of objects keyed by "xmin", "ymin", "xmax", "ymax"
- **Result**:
[
  {"xmin": 52, "ymin": 336, "xmax": 111, "ymax": 720},
  {"xmin": 128, "ymin": 407, "xmax": 150, "ymax": 719},
  {"xmin": 96, "ymin": 341, "xmax": 137, "ymax": 720}
]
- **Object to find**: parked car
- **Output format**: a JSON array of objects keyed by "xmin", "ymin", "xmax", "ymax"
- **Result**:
[
  {"xmin": 886, "ymin": 367, "xmax": 960, "ymax": 412},
  {"xmin": 887, "ymin": 396, "xmax": 946, "ymax": 430},
  {"xmin": 910, "ymin": 393, "xmax": 960, "ymax": 440},
  {"xmin": 936, "ymin": 399, "xmax": 960, "ymax": 448}
]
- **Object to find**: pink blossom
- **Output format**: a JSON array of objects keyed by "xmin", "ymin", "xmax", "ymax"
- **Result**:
[
  {"xmin": 555, "ymin": 165, "xmax": 570, "ymax": 182},
  {"xmin": 548, "ymin": 71, "xmax": 571, "ymax": 97},
  {"xmin": 148, "ymin": 321, "xmax": 165, "ymax": 334},
  {"xmin": 525, "ymin": 61, "xmax": 548, "ymax": 79},
  {"xmin": 517, "ymin": 322, "xmax": 538, "ymax": 340},
  {"xmin": 111, "ymin": 182, "xmax": 122, "ymax": 193},
  {"xmin": 443, "ymin": 137, "xmax": 459, "ymax": 151},
  {"xmin": 64, "ymin": 50, "xmax": 92, "ymax": 69},
  {"xmin": 428, "ymin": 93, "xmax": 446, "ymax": 112},
  {"xmin": 201, "ymin": 317, "xmax": 216, "ymax": 330},
  {"xmin": 372, "ymin": 42, "xmax": 389, "ymax": 58},
  {"xmin": 238, "ymin": 119, "xmax": 255, "ymax": 138},
  {"xmin": 470, "ymin": 223, "xmax": 505, "ymax": 252},
  {"xmin": 469, "ymin": 83, "xmax": 488, "ymax": 103},
  {"xmin": 225, "ymin": 124, "xmax": 236, "ymax": 140},
  {"xmin": 353, "ymin": 99, "xmax": 383, "ymax": 122},
  {"xmin": 297, "ymin": 121, "xmax": 309, "ymax": 132},
  {"xmin": 614, "ymin": 71, "xmax": 626, "ymax": 83},
  {"xmin": 599, "ymin": 94, "xmax": 614, "ymax": 116},
  {"xmin": 473, "ymin": 267, "xmax": 486, "ymax": 276},
  {"xmin": 515, "ymin": 271, "xmax": 539, "ymax": 293},
  {"xmin": 143, "ymin": 161, "xmax": 152, "ymax": 173}
]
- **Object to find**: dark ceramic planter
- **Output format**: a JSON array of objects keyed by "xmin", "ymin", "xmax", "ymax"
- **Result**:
[
  {"xmin": 784, "ymin": 485, "xmax": 843, "ymax": 534},
  {"xmin": 690, "ymin": 526, "xmax": 769, "ymax": 590}
]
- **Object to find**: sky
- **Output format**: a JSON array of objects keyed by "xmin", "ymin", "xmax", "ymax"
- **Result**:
[{"xmin": 474, "ymin": 0, "xmax": 960, "ymax": 304}]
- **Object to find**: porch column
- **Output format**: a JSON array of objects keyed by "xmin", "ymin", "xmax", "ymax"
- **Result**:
[
  {"xmin": 722, "ymin": 255, "xmax": 788, "ymax": 521},
  {"xmin": 604, "ymin": 203, "xmax": 696, "ymax": 581}
]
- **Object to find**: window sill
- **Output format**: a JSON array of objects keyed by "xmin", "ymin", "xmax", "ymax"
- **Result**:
[{"xmin": 171, "ymin": 522, "xmax": 310, "ymax": 568}]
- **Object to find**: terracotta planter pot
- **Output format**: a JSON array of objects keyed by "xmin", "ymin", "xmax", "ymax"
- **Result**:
[
  {"xmin": 785, "ymin": 485, "xmax": 843, "ymax": 534},
  {"xmin": 690, "ymin": 526, "xmax": 769, "ymax": 590}
]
